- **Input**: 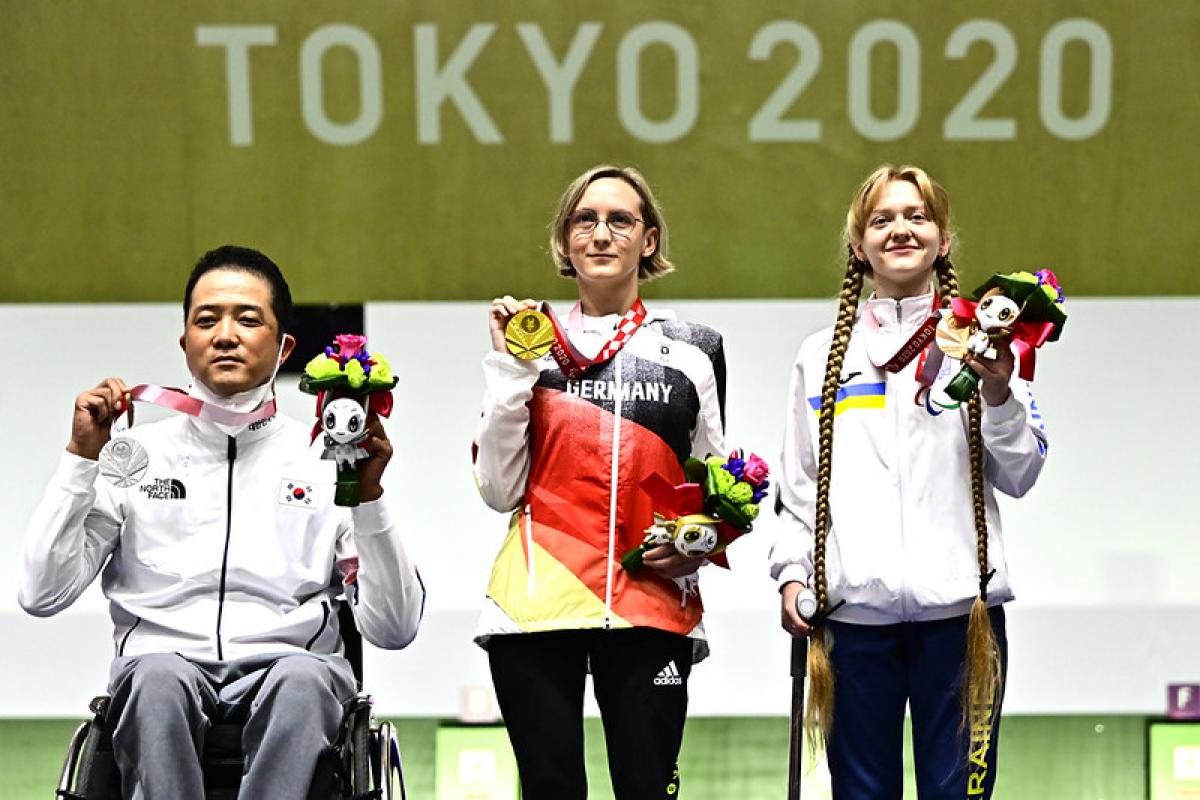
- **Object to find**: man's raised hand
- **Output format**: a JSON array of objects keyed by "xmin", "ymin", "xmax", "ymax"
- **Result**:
[{"xmin": 68, "ymin": 378, "xmax": 130, "ymax": 460}]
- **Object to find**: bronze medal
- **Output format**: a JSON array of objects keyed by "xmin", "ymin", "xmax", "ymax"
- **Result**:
[{"xmin": 505, "ymin": 309, "xmax": 555, "ymax": 360}]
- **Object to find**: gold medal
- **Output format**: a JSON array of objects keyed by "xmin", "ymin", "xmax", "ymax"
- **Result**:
[{"xmin": 505, "ymin": 309, "xmax": 555, "ymax": 360}]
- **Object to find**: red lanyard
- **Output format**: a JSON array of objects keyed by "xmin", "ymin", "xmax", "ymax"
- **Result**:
[
  {"xmin": 874, "ymin": 294, "xmax": 941, "ymax": 374},
  {"xmin": 862, "ymin": 294, "xmax": 948, "ymax": 406},
  {"xmin": 541, "ymin": 299, "xmax": 649, "ymax": 379}
]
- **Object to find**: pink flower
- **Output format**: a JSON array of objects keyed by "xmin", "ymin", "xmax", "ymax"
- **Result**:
[
  {"xmin": 1034, "ymin": 269, "xmax": 1060, "ymax": 290},
  {"xmin": 1034, "ymin": 269, "xmax": 1065, "ymax": 304},
  {"xmin": 741, "ymin": 453, "xmax": 770, "ymax": 486},
  {"xmin": 335, "ymin": 334, "xmax": 368, "ymax": 360}
]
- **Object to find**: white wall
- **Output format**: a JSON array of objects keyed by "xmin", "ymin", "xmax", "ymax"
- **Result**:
[{"xmin": 2, "ymin": 299, "xmax": 1197, "ymax": 717}]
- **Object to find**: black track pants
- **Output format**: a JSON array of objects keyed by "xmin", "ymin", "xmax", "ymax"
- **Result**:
[{"xmin": 488, "ymin": 628, "xmax": 693, "ymax": 800}]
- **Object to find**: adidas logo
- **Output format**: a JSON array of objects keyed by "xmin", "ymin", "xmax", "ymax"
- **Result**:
[{"xmin": 653, "ymin": 660, "xmax": 683, "ymax": 686}]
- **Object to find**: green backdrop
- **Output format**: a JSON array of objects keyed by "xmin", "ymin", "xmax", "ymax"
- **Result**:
[
  {"xmin": 0, "ymin": 716, "xmax": 1150, "ymax": 799},
  {"xmin": 2, "ymin": 1, "xmax": 1196, "ymax": 302}
]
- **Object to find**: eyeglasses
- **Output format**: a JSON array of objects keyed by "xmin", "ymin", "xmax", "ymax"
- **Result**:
[{"xmin": 569, "ymin": 209, "xmax": 645, "ymax": 239}]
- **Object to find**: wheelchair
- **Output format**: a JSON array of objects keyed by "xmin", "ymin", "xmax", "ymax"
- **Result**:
[{"xmin": 54, "ymin": 604, "xmax": 407, "ymax": 800}]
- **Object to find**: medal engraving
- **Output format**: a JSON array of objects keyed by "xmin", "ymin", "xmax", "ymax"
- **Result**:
[
  {"xmin": 505, "ymin": 309, "xmax": 555, "ymax": 360},
  {"xmin": 98, "ymin": 437, "xmax": 149, "ymax": 488}
]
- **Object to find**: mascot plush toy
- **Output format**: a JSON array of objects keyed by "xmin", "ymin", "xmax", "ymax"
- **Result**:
[
  {"xmin": 641, "ymin": 514, "xmax": 722, "ymax": 558},
  {"xmin": 935, "ymin": 269, "xmax": 1067, "ymax": 403},
  {"xmin": 300, "ymin": 335, "xmax": 398, "ymax": 506},
  {"xmin": 622, "ymin": 451, "xmax": 769, "ymax": 573},
  {"xmin": 320, "ymin": 398, "xmax": 370, "ymax": 468}
]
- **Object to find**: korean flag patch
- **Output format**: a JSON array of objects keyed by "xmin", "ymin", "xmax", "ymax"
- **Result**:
[{"xmin": 280, "ymin": 479, "xmax": 317, "ymax": 508}]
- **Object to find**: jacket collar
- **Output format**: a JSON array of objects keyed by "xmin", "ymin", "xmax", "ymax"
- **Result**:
[
  {"xmin": 860, "ymin": 289, "xmax": 938, "ymax": 370},
  {"xmin": 862, "ymin": 289, "xmax": 938, "ymax": 332},
  {"xmin": 574, "ymin": 301, "xmax": 674, "ymax": 333},
  {"xmin": 183, "ymin": 379, "xmax": 283, "ymax": 448}
]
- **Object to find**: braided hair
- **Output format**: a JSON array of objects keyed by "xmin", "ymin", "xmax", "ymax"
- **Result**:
[
  {"xmin": 805, "ymin": 167, "xmax": 1003, "ymax": 766},
  {"xmin": 936, "ymin": 253, "xmax": 1004, "ymax": 743},
  {"xmin": 804, "ymin": 251, "xmax": 865, "ymax": 741}
]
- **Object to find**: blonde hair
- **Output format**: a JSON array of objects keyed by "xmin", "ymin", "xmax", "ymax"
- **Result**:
[
  {"xmin": 549, "ymin": 164, "xmax": 674, "ymax": 281},
  {"xmin": 805, "ymin": 166, "xmax": 1002, "ymax": 769},
  {"xmin": 845, "ymin": 164, "xmax": 955, "ymax": 271}
]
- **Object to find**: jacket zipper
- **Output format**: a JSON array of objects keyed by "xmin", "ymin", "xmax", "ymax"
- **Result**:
[
  {"xmin": 524, "ymin": 503, "xmax": 535, "ymax": 597},
  {"xmin": 305, "ymin": 600, "xmax": 331, "ymax": 650},
  {"xmin": 892, "ymin": 302, "xmax": 911, "ymax": 620},
  {"xmin": 603, "ymin": 352, "xmax": 623, "ymax": 628},
  {"xmin": 215, "ymin": 435, "xmax": 237, "ymax": 659}
]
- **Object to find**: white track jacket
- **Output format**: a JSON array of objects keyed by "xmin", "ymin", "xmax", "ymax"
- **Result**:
[
  {"xmin": 19, "ymin": 412, "xmax": 424, "ymax": 660},
  {"xmin": 770, "ymin": 291, "xmax": 1048, "ymax": 624}
]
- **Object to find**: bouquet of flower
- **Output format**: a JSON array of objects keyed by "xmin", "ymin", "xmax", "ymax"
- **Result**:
[
  {"xmin": 300, "ymin": 334, "xmax": 398, "ymax": 394},
  {"xmin": 621, "ymin": 450, "xmax": 770, "ymax": 572},
  {"xmin": 935, "ymin": 269, "xmax": 1067, "ymax": 402},
  {"xmin": 299, "ymin": 335, "xmax": 398, "ymax": 506}
]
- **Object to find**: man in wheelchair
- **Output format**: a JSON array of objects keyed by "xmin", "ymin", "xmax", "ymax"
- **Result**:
[{"xmin": 17, "ymin": 246, "xmax": 425, "ymax": 799}]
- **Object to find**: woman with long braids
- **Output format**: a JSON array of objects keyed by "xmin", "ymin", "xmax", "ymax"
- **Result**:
[{"xmin": 771, "ymin": 165, "xmax": 1048, "ymax": 798}]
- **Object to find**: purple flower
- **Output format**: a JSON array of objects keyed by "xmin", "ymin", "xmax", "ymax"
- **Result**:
[{"xmin": 722, "ymin": 463, "xmax": 745, "ymax": 480}]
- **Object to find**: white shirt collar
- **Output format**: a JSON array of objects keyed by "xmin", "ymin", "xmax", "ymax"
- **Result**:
[
  {"xmin": 187, "ymin": 377, "xmax": 276, "ymax": 438},
  {"xmin": 863, "ymin": 289, "xmax": 938, "ymax": 331}
]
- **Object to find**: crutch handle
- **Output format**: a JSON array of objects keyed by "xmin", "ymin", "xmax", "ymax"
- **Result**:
[{"xmin": 795, "ymin": 588, "xmax": 818, "ymax": 620}]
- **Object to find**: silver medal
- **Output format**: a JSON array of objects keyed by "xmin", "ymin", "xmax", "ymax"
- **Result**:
[{"xmin": 98, "ymin": 437, "xmax": 149, "ymax": 488}]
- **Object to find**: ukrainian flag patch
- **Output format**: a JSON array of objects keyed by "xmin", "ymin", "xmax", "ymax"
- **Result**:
[{"xmin": 808, "ymin": 382, "xmax": 886, "ymax": 416}]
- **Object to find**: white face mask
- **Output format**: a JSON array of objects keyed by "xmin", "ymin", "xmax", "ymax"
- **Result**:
[{"xmin": 189, "ymin": 335, "xmax": 288, "ymax": 437}]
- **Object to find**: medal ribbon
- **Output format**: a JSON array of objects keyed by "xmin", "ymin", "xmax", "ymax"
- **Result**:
[
  {"xmin": 880, "ymin": 315, "xmax": 939, "ymax": 373},
  {"xmin": 123, "ymin": 384, "xmax": 277, "ymax": 428},
  {"xmin": 861, "ymin": 294, "xmax": 946, "ymax": 406},
  {"xmin": 539, "ymin": 298, "xmax": 649, "ymax": 379},
  {"xmin": 862, "ymin": 293, "xmax": 942, "ymax": 374}
]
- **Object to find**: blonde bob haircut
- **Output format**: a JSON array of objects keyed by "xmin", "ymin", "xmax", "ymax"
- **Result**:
[
  {"xmin": 549, "ymin": 164, "xmax": 674, "ymax": 281},
  {"xmin": 845, "ymin": 164, "xmax": 955, "ymax": 265}
]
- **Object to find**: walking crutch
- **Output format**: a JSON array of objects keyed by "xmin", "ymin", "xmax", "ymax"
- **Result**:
[
  {"xmin": 787, "ymin": 591, "xmax": 844, "ymax": 800},
  {"xmin": 787, "ymin": 635, "xmax": 809, "ymax": 800}
]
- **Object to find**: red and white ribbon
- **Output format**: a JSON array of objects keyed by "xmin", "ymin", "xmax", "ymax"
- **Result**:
[
  {"xmin": 122, "ymin": 384, "xmax": 277, "ymax": 429},
  {"xmin": 539, "ymin": 298, "xmax": 648, "ymax": 379}
]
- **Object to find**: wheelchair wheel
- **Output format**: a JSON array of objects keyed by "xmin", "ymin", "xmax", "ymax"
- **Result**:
[
  {"xmin": 375, "ymin": 721, "xmax": 407, "ymax": 800},
  {"xmin": 346, "ymin": 700, "xmax": 373, "ymax": 798},
  {"xmin": 58, "ymin": 696, "xmax": 121, "ymax": 800},
  {"xmin": 57, "ymin": 719, "xmax": 92, "ymax": 797}
]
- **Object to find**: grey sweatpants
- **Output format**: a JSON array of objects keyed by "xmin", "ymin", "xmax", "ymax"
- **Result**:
[{"xmin": 107, "ymin": 651, "xmax": 357, "ymax": 800}]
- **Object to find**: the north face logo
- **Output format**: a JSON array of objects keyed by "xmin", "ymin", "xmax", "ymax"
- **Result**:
[
  {"xmin": 139, "ymin": 478, "xmax": 186, "ymax": 500},
  {"xmin": 653, "ymin": 660, "xmax": 683, "ymax": 686}
]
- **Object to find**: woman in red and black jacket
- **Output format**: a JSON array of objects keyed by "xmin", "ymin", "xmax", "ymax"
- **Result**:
[{"xmin": 472, "ymin": 164, "xmax": 726, "ymax": 800}]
